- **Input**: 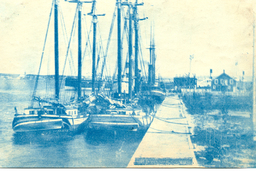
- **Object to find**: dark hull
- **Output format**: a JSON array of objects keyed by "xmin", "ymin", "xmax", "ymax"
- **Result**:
[
  {"xmin": 12, "ymin": 114, "xmax": 89, "ymax": 133},
  {"xmin": 87, "ymin": 113, "xmax": 155, "ymax": 132}
]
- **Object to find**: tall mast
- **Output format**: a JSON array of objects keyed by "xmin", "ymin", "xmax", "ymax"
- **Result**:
[
  {"xmin": 54, "ymin": 0, "xmax": 59, "ymax": 100},
  {"xmin": 148, "ymin": 23, "xmax": 153, "ymax": 86},
  {"xmin": 134, "ymin": 3, "xmax": 139, "ymax": 94},
  {"xmin": 133, "ymin": 0, "xmax": 145, "ymax": 94},
  {"xmin": 151, "ymin": 23, "xmax": 156, "ymax": 85},
  {"xmin": 117, "ymin": 0, "xmax": 122, "ymax": 95},
  {"xmin": 78, "ymin": 2, "xmax": 82, "ymax": 99},
  {"xmin": 66, "ymin": 0, "xmax": 93, "ymax": 99},
  {"xmin": 128, "ymin": 3, "xmax": 133, "ymax": 99},
  {"xmin": 89, "ymin": 0, "xmax": 104, "ymax": 94},
  {"xmin": 92, "ymin": 15, "xmax": 97, "ymax": 93}
]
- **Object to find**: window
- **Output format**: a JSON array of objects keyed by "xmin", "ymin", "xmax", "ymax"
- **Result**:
[
  {"xmin": 213, "ymin": 85, "xmax": 216, "ymax": 90},
  {"xmin": 48, "ymin": 111, "xmax": 54, "ymax": 114},
  {"xmin": 230, "ymin": 79, "xmax": 233, "ymax": 85},
  {"xmin": 38, "ymin": 111, "xmax": 44, "ymax": 115},
  {"xmin": 29, "ymin": 111, "xmax": 35, "ymax": 114},
  {"xmin": 214, "ymin": 79, "xmax": 218, "ymax": 84},
  {"xmin": 220, "ymin": 79, "xmax": 224, "ymax": 85},
  {"xmin": 74, "ymin": 111, "xmax": 76, "ymax": 114},
  {"xmin": 224, "ymin": 79, "xmax": 228, "ymax": 86}
]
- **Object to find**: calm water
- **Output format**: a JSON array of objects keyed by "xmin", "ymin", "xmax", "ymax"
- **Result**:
[
  {"xmin": 0, "ymin": 79, "xmax": 145, "ymax": 167},
  {"xmin": 0, "ymin": 78, "xmax": 255, "ymax": 167}
]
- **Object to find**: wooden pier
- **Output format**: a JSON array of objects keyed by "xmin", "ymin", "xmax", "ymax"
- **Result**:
[{"xmin": 128, "ymin": 95, "xmax": 199, "ymax": 167}]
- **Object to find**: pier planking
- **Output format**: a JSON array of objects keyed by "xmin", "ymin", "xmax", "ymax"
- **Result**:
[{"xmin": 128, "ymin": 95, "xmax": 199, "ymax": 167}]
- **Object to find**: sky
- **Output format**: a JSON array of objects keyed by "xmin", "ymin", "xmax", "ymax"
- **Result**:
[{"xmin": 0, "ymin": 0, "xmax": 255, "ymax": 79}]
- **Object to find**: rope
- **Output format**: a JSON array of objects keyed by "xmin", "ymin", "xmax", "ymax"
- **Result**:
[
  {"xmin": 60, "ymin": 5, "xmax": 77, "ymax": 76},
  {"xmin": 82, "ymin": 15, "xmax": 92, "ymax": 64},
  {"xmin": 59, "ymin": 5, "xmax": 78, "ymax": 90},
  {"xmin": 31, "ymin": 0, "xmax": 54, "ymax": 106},
  {"xmin": 154, "ymin": 116, "xmax": 188, "ymax": 125},
  {"xmin": 138, "ymin": 24, "xmax": 147, "ymax": 78},
  {"xmin": 154, "ymin": 116, "xmax": 186, "ymax": 120},
  {"xmin": 96, "ymin": 23, "xmax": 105, "ymax": 74},
  {"xmin": 100, "ymin": 6, "xmax": 116, "ymax": 80},
  {"xmin": 148, "ymin": 127, "xmax": 190, "ymax": 135},
  {"xmin": 121, "ymin": 7, "xmax": 129, "ymax": 77}
]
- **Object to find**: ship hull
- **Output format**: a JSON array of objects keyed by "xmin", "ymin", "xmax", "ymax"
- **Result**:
[
  {"xmin": 12, "ymin": 116, "xmax": 67, "ymax": 132},
  {"xmin": 12, "ymin": 114, "xmax": 89, "ymax": 133},
  {"xmin": 87, "ymin": 113, "xmax": 155, "ymax": 131},
  {"xmin": 150, "ymin": 90, "xmax": 166, "ymax": 103}
]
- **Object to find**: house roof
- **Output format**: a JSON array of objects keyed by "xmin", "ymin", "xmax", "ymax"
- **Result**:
[{"xmin": 213, "ymin": 73, "xmax": 235, "ymax": 80}]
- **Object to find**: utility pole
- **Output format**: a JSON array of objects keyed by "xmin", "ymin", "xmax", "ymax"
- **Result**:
[{"xmin": 189, "ymin": 54, "xmax": 194, "ymax": 77}]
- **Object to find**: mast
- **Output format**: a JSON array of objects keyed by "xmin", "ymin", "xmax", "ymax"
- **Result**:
[
  {"xmin": 133, "ymin": 1, "xmax": 145, "ymax": 94},
  {"xmin": 89, "ymin": 0, "xmax": 104, "ymax": 94},
  {"xmin": 78, "ymin": 2, "xmax": 82, "ymax": 99},
  {"xmin": 128, "ymin": 3, "xmax": 133, "ymax": 99},
  {"xmin": 66, "ymin": 0, "xmax": 93, "ymax": 99},
  {"xmin": 134, "ymin": 3, "xmax": 139, "ymax": 94},
  {"xmin": 54, "ymin": 0, "xmax": 59, "ymax": 100},
  {"xmin": 151, "ymin": 24, "xmax": 156, "ymax": 85},
  {"xmin": 148, "ymin": 23, "xmax": 154, "ymax": 86},
  {"xmin": 92, "ymin": 15, "xmax": 97, "ymax": 93},
  {"xmin": 117, "ymin": 0, "xmax": 122, "ymax": 95}
]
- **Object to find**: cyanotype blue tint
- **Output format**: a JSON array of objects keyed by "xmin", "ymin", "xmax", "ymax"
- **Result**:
[
  {"xmin": 0, "ymin": 79, "xmax": 145, "ymax": 167},
  {"xmin": 0, "ymin": 0, "xmax": 256, "ymax": 168}
]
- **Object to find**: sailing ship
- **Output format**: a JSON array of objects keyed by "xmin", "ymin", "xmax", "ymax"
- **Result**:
[
  {"xmin": 85, "ymin": 0, "xmax": 164, "ymax": 132},
  {"xmin": 12, "ymin": 0, "xmax": 91, "ymax": 133}
]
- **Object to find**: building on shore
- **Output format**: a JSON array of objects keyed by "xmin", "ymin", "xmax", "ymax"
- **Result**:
[{"xmin": 211, "ymin": 71, "xmax": 236, "ymax": 92}]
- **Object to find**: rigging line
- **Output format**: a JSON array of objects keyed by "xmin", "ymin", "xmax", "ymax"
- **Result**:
[
  {"xmin": 31, "ymin": 0, "xmax": 54, "ymax": 106},
  {"xmin": 60, "ymin": 5, "xmax": 77, "ymax": 76},
  {"xmin": 69, "ymin": 18, "xmax": 77, "ymax": 76},
  {"xmin": 82, "ymin": 15, "xmax": 93, "ymax": 64},
  {"xmin": 95, "ymin": 24, "xmax": 105, "ymax": 73},
  {"xmin": 118, "ymin": 7, "xmax": 129, "ymax": 77},
  {"xmin": 59, "ymin": 5, "xmax": 78, "ymax": 90},
  {"xmin": 138, "ymin": 25, "xmax": 147, "ymax": 78},
  {"xmin": 100, "ymin": 6, "xmax": 117, "ymax": 80},
  {"xmin": 137, "ymin": 24, "xmax": 145, "ymax": 77},
  {"xmin": 98, "ymin": 24, "xmax": 106, "ymax": 69}
]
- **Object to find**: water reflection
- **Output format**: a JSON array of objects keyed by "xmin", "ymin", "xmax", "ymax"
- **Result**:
[
  {"xmin": 84, "ymin": 129, "xmax": 146, "ymax": 146},
  {"xmin": 12, "ymin": 130, "xmax": 74, "ymax": 146},
  {"xmin": 9, "ymin": 129, "xmax": 145, "ymax": 167}
]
